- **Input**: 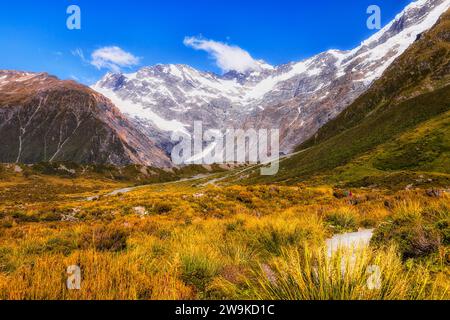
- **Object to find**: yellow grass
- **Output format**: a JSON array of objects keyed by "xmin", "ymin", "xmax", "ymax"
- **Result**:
[{"xmin": 0, "ymin": 178, "xmax": 448, "ymax": 300}]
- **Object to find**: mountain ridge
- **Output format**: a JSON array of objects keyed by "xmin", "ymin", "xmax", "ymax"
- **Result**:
[{"xmin": 93, "ymin": 0, "xmax": 450, "ymax": 154}]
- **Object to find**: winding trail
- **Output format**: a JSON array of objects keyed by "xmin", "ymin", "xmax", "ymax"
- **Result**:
[
  {"xmin": 85, "ymin": 173, "xmax": 215, "ymax": 201},
  {"xmin": 85, "ymin": 146, "xmax": 314, "ymax": 200}
]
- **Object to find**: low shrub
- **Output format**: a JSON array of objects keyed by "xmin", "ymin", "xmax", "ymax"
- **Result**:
[
  {"xmin": 45, "ymin": 235, "xmax": 78, "ymax": 256},
  {"xmin": 153, "ymin": 203, "xmax": 172, "ymax": 215},
  {"xmin": 11, "ymin": 211, "xmax": 39, "ymax": 223},
  {"xmin": 79, "ymin": 225, "xmax": 129, "ymax": 252},
  {"xmin": 372, "ymin": 200, "xmax": 447, "ymax": 259},
  {"xmin": 225, "ymin": 219, "xmax": 245, "ymax": 232},
  {"xmin": 39, "ymin": 212, "xmax": 63, "ymax": 222}
]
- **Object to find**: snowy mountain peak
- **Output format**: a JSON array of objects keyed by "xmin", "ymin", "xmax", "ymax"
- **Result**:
[
  {"xmin": 93, "ymin": 0, "xmax": 449, "ymax": 154},
  {"xmin": 329, "ymin": 0, "xmax": 450, "ymax": 85},
  {"xmin": 362, "ymin": 0, "xmax": 448, "ymax": 48}
]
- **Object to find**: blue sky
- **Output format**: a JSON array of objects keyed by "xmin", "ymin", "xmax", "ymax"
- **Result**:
[{"xmin": 0, "ymin": 0, "xmax": 413, "ymax": 84}]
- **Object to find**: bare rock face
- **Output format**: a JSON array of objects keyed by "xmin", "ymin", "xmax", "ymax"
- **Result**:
[
  {"xmin": 0, "ymin": 71, "xmax": 171, "ymax": 167},
  {"xmin": 93, "ymin": 0, "xmax": 449, "ymax": 155}
]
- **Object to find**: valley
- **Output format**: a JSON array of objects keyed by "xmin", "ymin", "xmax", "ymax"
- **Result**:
[
  {"xmin": 0, "ymin": 0, "xmax": 449, "ymax": 301},
  {"xmin": 0, "ymin": 164, "xmax": 448, "ymax": 299}
]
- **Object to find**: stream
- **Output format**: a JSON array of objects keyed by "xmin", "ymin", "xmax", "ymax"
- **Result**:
[{"xmin": 326, "ymin": 229, "xmax": 374, "ymax": 257}]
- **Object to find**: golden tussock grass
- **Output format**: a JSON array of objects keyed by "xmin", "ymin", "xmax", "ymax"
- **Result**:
[{"xmin": 0, "ymin": 181, "xmax": 448, "ymax": 300}]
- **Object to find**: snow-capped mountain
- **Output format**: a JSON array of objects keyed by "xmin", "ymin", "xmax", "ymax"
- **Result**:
[{"xmin": 93, "ymin": 0, "xmax": 450, "ymax": 154}]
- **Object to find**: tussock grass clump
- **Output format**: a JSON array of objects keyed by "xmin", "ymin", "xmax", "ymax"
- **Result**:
[
  {"xmin": 180, "ymin": 252, "xmax": 222, "ymax": 293},
  {"xmin": 246, "ymin": 210, "xmax": 326, "ymax": 256},
  {"xmin": 161, "ymin": 227, "xmax": 226, "ymax": 296},
  {"xmin": 247, "ymin": 245, "xmax": 448, "ymax": 300},
  {"xmin": 325, "ymin": 207, "xmax": 359, "ymax": 233},
  {"xmin": 358, "ymin": 205, "xmax": 390, "ymax": 228}
]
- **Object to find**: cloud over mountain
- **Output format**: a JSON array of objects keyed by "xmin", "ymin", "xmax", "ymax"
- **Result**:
[
  {"xmin": 90, "ymin": 46, "xmax": 140, "ymax": 72},
  {"xmin": 183, "ymin": 36, "xmax": 263, "ymax": 73}
]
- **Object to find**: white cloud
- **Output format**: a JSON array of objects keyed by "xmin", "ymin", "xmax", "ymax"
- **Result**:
[
  {"xmin": 183, "ymin": 36, "xmax": 267, "ymax": 73},
  {"xmin": 90, "ymin": 46, "xmax": 140, "ymax": 72}
]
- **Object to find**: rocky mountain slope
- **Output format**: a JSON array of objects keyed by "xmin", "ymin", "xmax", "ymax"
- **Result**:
[
  {"xmin": 0, "ymin": 71, "xmax": 171, "ymax": 166},
  {"xmin": 93, "ymin": 0, "xmax": 450, "ymax": 154},
  {"xmin": 237, "ymin": 7, "xmax": 450, "ymax": 187}
]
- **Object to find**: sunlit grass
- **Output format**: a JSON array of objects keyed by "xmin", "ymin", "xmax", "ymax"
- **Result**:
[
  {"xmin": 247, "ymin": 245, "xmax": 448, "ymax": 300},
  {"xmin": 0, "ymin": 179, "xmax": 448, "ymax": 300}
]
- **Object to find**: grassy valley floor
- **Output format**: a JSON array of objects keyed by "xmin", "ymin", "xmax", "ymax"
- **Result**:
[{"xmin": 0, "ymin": 169, "xmax": 448, "ymax": 300}]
